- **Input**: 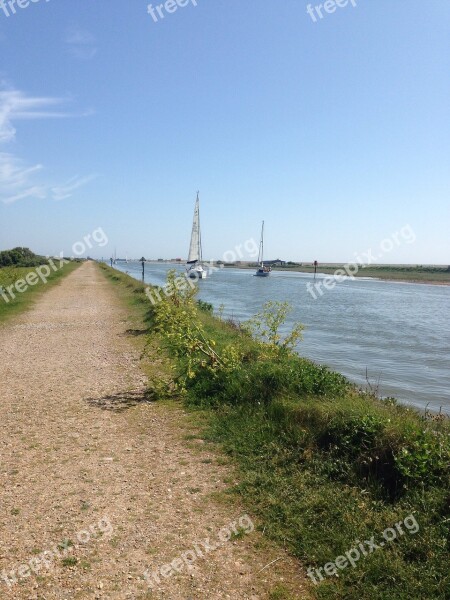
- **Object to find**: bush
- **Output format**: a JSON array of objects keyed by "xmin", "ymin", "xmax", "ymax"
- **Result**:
[{"xmin": 0, "ymin": 247, "xmax": 49, "ymax": 268}]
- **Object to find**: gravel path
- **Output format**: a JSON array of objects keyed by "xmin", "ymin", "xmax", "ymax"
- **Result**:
[{"xmin": 0, "ymin": 262, "xmax": 308, "ymax": 599}]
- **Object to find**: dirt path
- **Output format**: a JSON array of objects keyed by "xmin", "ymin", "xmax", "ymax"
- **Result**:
[{"xmin": 0, "ymin": 262, "xmax": 308, "ymax": 600}]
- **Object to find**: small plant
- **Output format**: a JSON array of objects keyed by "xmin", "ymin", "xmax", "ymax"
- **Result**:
[
  {"xmin": 326, "ymin": 413, "xmax": 385, "ymax": 456},
  {"xmin": 268, "ymin": 585, "xmax": 293, "ymax": 599},
  {"xmin": 230, "ymin": 527, "xmax": 247, "ymax": 540},
  {"xmin": 394, "ymin": 429, "xmax": 450, "ymax": 486},
  {"xmin": 61, "ymin": 557, "xmax": 78, "ymax": 567},
  {"xmin": 197, "ymin": 299, "xmax": 213, "ymax": 312},
  {"xmin": 217, "ymin": 303, "xmax": 225, "ymax": 320},
  {"xmin": 243, "ymin": 301, "xmax": 304, "ymax": 357}
]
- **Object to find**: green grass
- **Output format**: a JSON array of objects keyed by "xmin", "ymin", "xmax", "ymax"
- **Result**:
[
  {"xmin": 61, "ymin": 557, "xmax": 78, "ymax": 567},
  {"xmin": 98, "ymin": 262, "xmax": 150, "ymax": 318},
  {"xmin": 100, "ymin": 264, "xmax": 450, "ymax": 600},
  {"xmin": 189, "ymin": 312, "xmax": 449, "ymax": 599},
  {"xmin": 0, "ymin": 261, "xmax": 81, "ymax": 323}
]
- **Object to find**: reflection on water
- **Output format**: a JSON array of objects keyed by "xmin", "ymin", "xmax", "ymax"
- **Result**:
[{"xmin": 114, "ymin": 262, "xmax": 450, "ymax": 413}]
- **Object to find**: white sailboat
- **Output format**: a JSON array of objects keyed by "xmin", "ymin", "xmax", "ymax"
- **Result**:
[
  {"xmin": 187, "ymin": 193, "xmax": 207, "ymax": 279},
  {"xmin": 255, "ymin": 221, "xmax": 271, "ymax": 277}
]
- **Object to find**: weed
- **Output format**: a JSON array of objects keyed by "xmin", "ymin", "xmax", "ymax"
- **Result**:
[{"xmin": 61, "ymin": 557, "xmax": 78, "ymax": 567}]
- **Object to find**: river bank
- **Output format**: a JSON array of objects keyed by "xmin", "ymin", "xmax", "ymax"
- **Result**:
[{"xmin": 102, "ymin": 264, "xmax": 450, "ymax": 600}]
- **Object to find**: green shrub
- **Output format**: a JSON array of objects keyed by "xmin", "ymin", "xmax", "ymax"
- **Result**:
[
  {"xmin": 394, "ymin": 429, "xmax": 450, "ymax": 487},
  {"xmin": 197, "ymin": 299, "xmax": 213, "ymax": 312}
]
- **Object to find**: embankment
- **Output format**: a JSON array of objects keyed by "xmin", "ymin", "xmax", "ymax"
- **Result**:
[{"xmin": 101, "ymin": 264, "xmax": 450, "ymax": 600}]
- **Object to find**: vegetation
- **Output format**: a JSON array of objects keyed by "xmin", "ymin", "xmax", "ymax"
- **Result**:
[
  {"xmin": 0, "ymin": 260, "xmax": 80, "ymax": 323},
  {"xmin": 101, "ymin": 265, "xmax": 450, "ymax": 600},
  {"xmin": 0, "ymin": 247, "xmax": 51, "ymax": 268}
]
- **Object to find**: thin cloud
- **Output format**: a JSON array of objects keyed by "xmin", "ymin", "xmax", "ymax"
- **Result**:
[
  {"xmin": 0, "ymin": 152, "xmax": 97, "ymax": 205},
  {"xmin": 0, "ymin": 88, "xmax": 69, "ymax": 143},
  {"xmin": 0, "ymin": 153, "xmax": 45, "ymax": 204},
  {"xmin": 65, "ymin": 28, "xmax": 97, "ymax": 60},
  {"xmin": 0, "ymin": 85, "xmax": 95, "ymax": 205},
  {"xmin": 51, "ymin": 174, "xmax": 98, "ymax": 201}
]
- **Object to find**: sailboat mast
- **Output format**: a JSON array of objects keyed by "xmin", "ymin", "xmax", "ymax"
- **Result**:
[
  {"xmin": 197, "ymin": 191, "xmax": 202, "ymax": 264},
  {"xmin": 259, "ymin": 221, "xmax": 265, "ymax": 266}
]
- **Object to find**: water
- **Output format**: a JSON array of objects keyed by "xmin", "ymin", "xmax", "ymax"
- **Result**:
[{"xmin": 113, "ymin": 262, "xmax": 450, "ymax": 413}]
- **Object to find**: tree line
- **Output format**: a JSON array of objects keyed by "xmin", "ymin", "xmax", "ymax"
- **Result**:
[{"xmin": 0, "ymin": 248, "xmax": 49, "ymax": 268}]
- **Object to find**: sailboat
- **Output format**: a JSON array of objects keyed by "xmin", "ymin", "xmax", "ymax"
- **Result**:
[
  {"xmin": 187, "ymin": 193, "xmax": 207, "ymax": 279},
  {"xmin": 255, "ymin": 221, "xmax": 271, "ymax": 277}
]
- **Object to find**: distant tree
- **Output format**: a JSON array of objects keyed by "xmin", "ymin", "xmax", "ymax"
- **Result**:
[{"xmin": 0, "ymin": 248, "xmax": 49, "ymax": 268}]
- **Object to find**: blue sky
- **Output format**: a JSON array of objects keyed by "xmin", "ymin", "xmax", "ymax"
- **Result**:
[{"xmin": 0, "ymin": 0, "xmax": 449, "ymax": 263}]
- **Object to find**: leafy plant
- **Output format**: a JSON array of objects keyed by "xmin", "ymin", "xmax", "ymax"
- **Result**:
[
  {"xmin": 149, "ymin": 270, "xmax": 242, "ymax": 386},
  {"xmin": 197, "ymin": 299, "xmax": 213, "ymax": 312},
  {"xmin": 242, "ymin": 301, "xmax": 304, "ymax": 357},
  {"xmin": 394, "ymin": 429, "xmax": 450, "ymax": 486}
]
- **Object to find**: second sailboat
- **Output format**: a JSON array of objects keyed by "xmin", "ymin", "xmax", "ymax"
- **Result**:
[{"xmin": 255, "ymin": 220, "xmax": 271, "ymax": 277}]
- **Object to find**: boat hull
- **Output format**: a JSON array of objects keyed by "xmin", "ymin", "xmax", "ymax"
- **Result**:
[
  {"xmin": 255, "ymin": 269, "xmax": 270, "ymax": 277},
  {"xmin": 187, "ymin": 265, "xmax": 207, "ymax": 279}
]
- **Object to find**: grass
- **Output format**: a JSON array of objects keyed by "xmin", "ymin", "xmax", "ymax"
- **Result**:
[
  {"xmin": 0, "ymin": 261, "xmax": 81, "ymax": 323},
  {"xmin": 61, "ymin": 557, "xmax": 78, "ymax": 567},
  {"xmin": 98, "ymin": 263, "xmax": 153, "ymax": 332},
  {"xmin": 269, "ymin": 586, "xmax": 295, "ymax": 600},
  {"xmin": 187, "ymin": 318, "xmax": 449, "ymax": 599},
  {"xmin": 100, "ymin": 264, "xmax": 450, "ymax": 600}
]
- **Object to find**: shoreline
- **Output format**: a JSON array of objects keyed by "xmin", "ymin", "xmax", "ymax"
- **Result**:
[{"xmin": 226, "ymin": 265, "xmax": 450, "ymax": 286}]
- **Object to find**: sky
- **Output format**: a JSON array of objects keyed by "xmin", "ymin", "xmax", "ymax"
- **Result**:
[{"xmin": 0, "ymin": 0, "xmax": 449, "ymax": 264}]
